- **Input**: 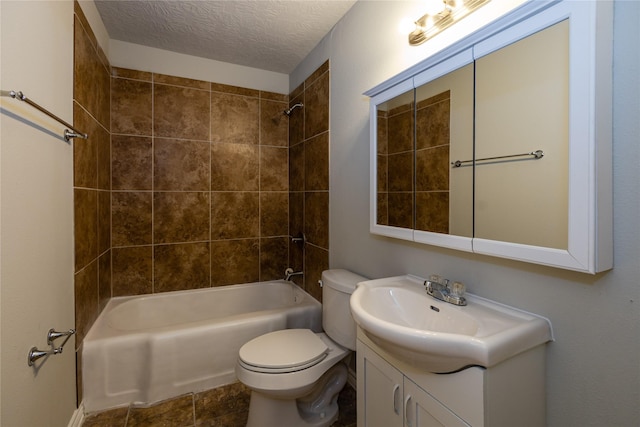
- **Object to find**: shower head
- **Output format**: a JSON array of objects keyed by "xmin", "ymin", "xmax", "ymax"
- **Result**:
[{"xmin": 283, "ymin": 103, "xmax": 303, "ymax": 116}]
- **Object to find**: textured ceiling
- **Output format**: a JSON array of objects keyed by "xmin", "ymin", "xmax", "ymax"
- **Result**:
[{"xmin": 95, "ymin": 0, "xmax": 357, "ymax": 74}]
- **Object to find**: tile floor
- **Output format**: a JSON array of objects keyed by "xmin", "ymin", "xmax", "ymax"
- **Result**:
[{"xmin": 82, "ymin": 382, "xmax": 356, "ymax": 427}]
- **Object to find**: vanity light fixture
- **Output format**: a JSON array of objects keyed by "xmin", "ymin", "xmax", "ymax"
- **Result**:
[{"xmin": 408, "ymin": 0, "xmax": 491, "ymax": 46}]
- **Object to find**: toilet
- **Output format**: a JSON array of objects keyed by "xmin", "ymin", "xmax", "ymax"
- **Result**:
[{"xmin": 235, "ymin": 269, "xmax": 366, "ymax": 427}]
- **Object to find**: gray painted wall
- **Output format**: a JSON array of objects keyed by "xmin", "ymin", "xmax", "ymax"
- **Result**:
[{"xmin": 292, "ymin": 1, "xmax": 640, "ymax": 425}]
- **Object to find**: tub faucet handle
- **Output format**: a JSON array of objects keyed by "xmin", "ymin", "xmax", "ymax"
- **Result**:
[
  {"xmin": 291, "ymin": 233, "xmax": 306, "ymax": 245},
  {"xmin": 284, "ymin": 267, "xmax": 303, "ymax": 281}
]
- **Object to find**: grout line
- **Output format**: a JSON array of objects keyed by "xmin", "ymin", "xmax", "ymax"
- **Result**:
[
  {"xmin": 72, "ymin": 100, "xmax": 109, "ymax": 135},
  {"xmin": 124, "ymin": 405, "xmax": 131, "ymax": 427},
  {"xmin": 209, "ymin": 87, "xmax": 213, "ymax": 289},
  {"xmin": 258, "ymin": 96, "xmax": 262, "ymax": 283},
  {"xmin": 109, "ymin": 63, "xmax": 114, "ymax": 303},
  {"xmin": 191, "ymin": 393, "xmax": 197, "ymax": 426},
  {"xmin": 111, "ymin": 131, "xmax": 209, "ymax": 143},
  {"xmin": 151, "ymin": 73, "xmax": 155, "ymax": 294},
  {"xmin": 301, "ymin": 86, "xmax": 307, "ymax": 290}
]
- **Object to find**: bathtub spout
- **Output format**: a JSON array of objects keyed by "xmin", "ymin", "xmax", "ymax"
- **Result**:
[{"xmin": 284, "ymin": 268, "xmax": 303, "ymax": 281}]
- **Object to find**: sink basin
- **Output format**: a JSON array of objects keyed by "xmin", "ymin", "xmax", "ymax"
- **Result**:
[{"xmin": 350, "ymin": 275, "xmax": 552, "ymax": 373}]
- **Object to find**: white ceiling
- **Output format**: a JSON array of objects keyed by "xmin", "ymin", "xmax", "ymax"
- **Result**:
[{"xmin": 94, "ymin": 0, "xmax": 358, "ymax": 74}]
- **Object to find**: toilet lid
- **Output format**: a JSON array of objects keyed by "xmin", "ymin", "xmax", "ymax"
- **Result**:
[{"xmin": 239, "ymin": 329, "xmax": 328, "ymax": 372}]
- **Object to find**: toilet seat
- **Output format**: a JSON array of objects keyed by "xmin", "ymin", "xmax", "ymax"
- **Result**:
[{"xmin": 239, "ymin": 329, "xmax": 329, "ymax": 374}]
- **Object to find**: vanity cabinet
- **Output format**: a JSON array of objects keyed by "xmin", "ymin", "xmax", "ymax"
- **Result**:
[
  {"xmin": 366, "ymin": 0, "xmax": 613, "ymax": 273},
  {"xmin": 358, "ymin": 340, "xmax": 468, "ymax": 427},
  {"xmin": 357, "ymin": 331, "xmax": 547, "ymax": 427}
]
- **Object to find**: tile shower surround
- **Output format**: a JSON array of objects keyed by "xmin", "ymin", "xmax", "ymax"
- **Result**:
[
  {"xmin": 289, "ymin": 61, "xmax": 331, "ymax": 302},
  {"xmin": 109, "ymin": 69, "xmax": 291, "ymax": 299},
  {"xmin": 73, "ymin": 0, "xmax": 332, "ymax": 411}
]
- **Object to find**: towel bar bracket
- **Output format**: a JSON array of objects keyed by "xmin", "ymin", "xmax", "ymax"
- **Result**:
[
  {"xmin": 27, "ymin": 328, "xmax": 75, "ymax": 367},
  {"xmin": 1, "ymin": 89, "xmax": 88, "ymax": 141}
]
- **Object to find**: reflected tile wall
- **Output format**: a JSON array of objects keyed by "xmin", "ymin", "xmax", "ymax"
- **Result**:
[
  {"xmin": 377, "ymin": 91, "xmax": 451, "ymax": 232},
  {"xmin": 110, "ymin": 67, "xmax": 289, "ymax": 293},
  {"xmin": 377, "ymin": 111, "xmax": 389, "ymax": 225},
  {"xmin": 416, "ymin": 91, "xmax": 451, "ymax": 233},
  {"xmin": 289, "ymin": 61, "xmax": 330, "ymax": 300}
]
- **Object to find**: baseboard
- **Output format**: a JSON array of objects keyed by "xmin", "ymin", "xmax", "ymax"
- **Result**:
[{"xmin": 67, "ymin": 402, "xmax": 85, "ymax": 427}]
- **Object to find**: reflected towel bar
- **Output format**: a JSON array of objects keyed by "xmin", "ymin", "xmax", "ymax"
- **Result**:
[
  {"xmin": 1, "ymin": 89, "xmax": 88, "ymax": 141},
  {"xmin": 451, "ymin": 149, "xmax": 544, "ymax": 168}
]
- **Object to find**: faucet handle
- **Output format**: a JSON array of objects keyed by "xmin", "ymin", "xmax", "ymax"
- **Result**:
[
  {"xmin": 450, "ymin": 281, "xmax": 466, "ymax": 298},
  {"xmin": 428, "ymin": 274, "xmax": 444, "ymax": 284}
]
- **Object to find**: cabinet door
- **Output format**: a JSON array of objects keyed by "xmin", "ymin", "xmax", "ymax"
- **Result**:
[
  {"xmin": 358, "ymin": 342, "xmax": 403, "ymax": 427},
  {"xmin": 404, "ymin": 379, "xmax": 470, "ymax": 427}
]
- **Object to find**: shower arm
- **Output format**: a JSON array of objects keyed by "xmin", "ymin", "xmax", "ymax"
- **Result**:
[{"xmin": 284, "ymin": 103, "xmax": 304, "ymax": 116}]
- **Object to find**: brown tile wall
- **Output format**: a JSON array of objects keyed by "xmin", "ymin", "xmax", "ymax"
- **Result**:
[
  {"xmin": 73, "ymin": 0, "xmax": 111, "ymax": 404},
  {"xmin": 110, "ymin": 68, "xmax": 289, "ymax": 294},
  {"xmin": 288, "ymin": 61, "xmax": 330, "ymax": 301}
]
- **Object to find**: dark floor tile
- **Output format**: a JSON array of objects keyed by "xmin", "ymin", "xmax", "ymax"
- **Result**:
[
  {"xmin": 332, "ymin": 384, "xmax": 357, "ymax": 427},
  {"xmin": 82, "ymin": 379, "xmax": 356, "ymax": 427},
  {"xmin": 196, "ymin": 410, "xmax": 248, "ymax": 427},
  {"xmin": 83, "ymin": 407, "xmax": 128, "ymax": 427},
  {"xmin": 127, "ymin": 394, "xmax": 194, "ymax": 427},
  {"xmin": 195, "ymin": 382, "xmax": 249, "ymax": 426}
]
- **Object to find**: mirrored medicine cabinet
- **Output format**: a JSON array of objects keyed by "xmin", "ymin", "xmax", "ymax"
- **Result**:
[{"xmin": 366, "ymin": 1, "xmax": 613, "ymax": 274}]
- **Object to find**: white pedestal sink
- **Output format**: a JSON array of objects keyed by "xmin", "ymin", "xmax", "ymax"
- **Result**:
[{"xmin": 350, "ymin": 275, "xmax": 553, "ymax": 373}]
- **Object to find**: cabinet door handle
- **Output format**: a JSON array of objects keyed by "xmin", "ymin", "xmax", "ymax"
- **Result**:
[
  {"xmin": 392, "ymin": 384, "xmax": 401, "ymax": 415},
  {"xmin": 404, "ymin": 394, "xmax": 413, "ymax": 427}
]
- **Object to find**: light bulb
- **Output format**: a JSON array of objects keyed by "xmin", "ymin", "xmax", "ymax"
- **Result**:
[
  {"xmin": 399, "ymin": 17, "xmax": 418, "ymax": 35},
  {"xmin": 424, "ymin": 0, "xmax": 446, "ymax": 16}
]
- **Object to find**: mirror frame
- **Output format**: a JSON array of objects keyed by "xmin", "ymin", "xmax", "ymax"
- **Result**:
[{"xmin": 366, "ymin": 1, "xmax": 613, "ymax": 273}]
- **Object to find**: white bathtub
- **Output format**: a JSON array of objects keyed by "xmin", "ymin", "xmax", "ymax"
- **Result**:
[{"xmin": 82, "ymin": 280, "xmax": 322, "ymax": 412}]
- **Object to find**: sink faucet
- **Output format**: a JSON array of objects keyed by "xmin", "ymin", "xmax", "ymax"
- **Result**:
[
  {"xmin": 284, "ymin": 267, "xmax": 303, "ymax": 281},
  {"xmin": 424, "ymin": 275, "xmax": 467, "ymax": 306}
]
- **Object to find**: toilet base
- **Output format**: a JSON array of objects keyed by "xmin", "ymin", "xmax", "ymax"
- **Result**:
[{"xmin": 245, "ymin": 363, "xmax": 347, "ymax": 427}]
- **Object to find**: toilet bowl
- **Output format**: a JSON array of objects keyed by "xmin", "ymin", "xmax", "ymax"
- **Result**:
[{"xmin": 235, "ymin": 269, "xmax": 367, "ymax": 427}]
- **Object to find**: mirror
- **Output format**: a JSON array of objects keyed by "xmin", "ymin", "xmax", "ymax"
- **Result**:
[
  {"xmin": 375, "ymin": 22, "xmax": 567, "ymax": 246},
  {"xmin": 376, "ymin": 64, "xmax": 474, "ymax": 238},
  {"xmin": 415, "ymin": 64, "xmax": 473, "ymax": 238},
  {"xmin": 367, "ymin": 1, "xmax": 612, "ymax": 273},
  {"xmin": 473, "ymin": 20, "xmax": 568, "ymax": 249},
  {"xmin": 376, "ymin": 89, "xmax": 414, "ymax": 229}
]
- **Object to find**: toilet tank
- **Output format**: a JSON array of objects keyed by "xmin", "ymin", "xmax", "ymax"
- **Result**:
[{"xmin": 321, "ymin": 269, "xmax": 367, "ymax": 350}]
